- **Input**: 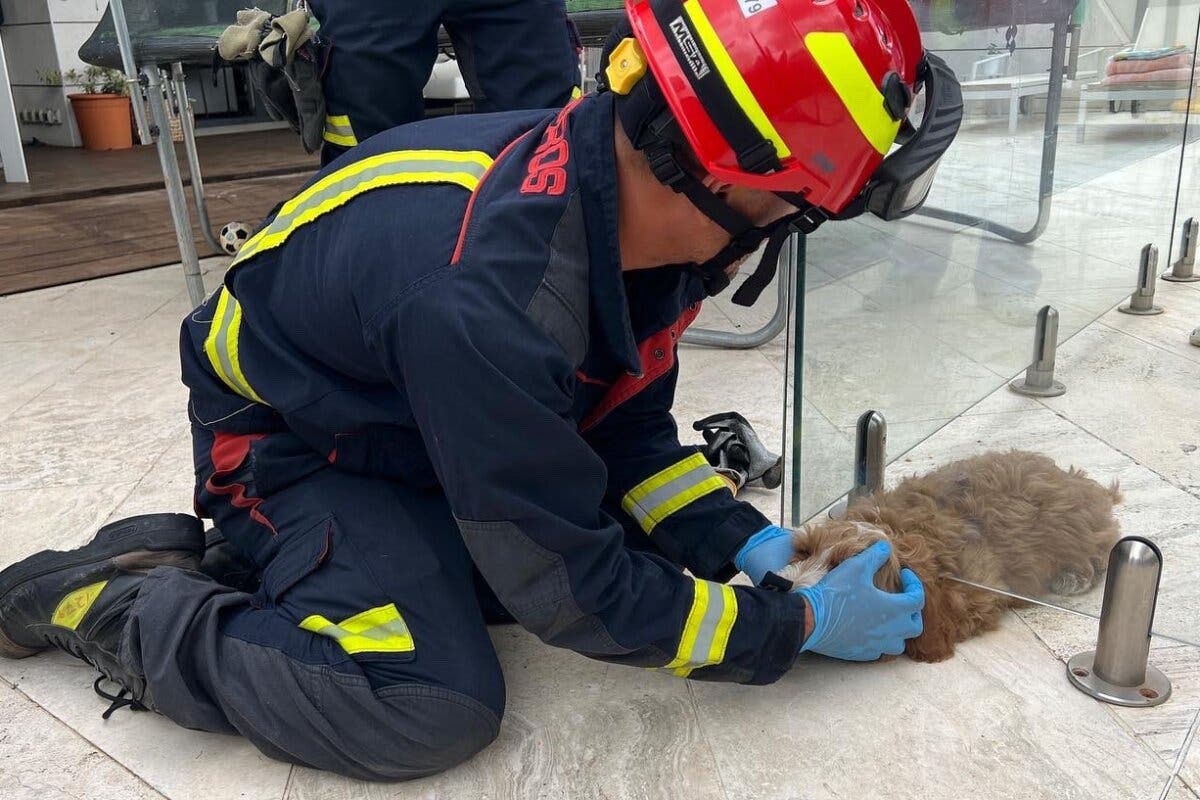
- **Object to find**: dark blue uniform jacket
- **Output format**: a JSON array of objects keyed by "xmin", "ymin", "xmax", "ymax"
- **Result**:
[{"xmin": 181, "ymin": 92, "xmax": 806, "ymax": 684}]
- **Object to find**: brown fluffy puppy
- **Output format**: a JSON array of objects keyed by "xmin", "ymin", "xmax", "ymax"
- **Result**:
[{"xmin": 778, "ymin": 450, "xmax": 1121, "ymax": 662}]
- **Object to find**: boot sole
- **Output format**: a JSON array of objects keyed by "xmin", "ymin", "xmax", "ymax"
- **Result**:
[{"xmin": 0, "ymin": 513, "xmax": 204, "ymax": 659}]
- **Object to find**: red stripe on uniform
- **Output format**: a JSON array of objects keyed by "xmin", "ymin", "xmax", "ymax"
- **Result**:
[
  {"xmin": 580, "ymin": 302, "xmax": 703, "ymax": 432},
  {"xmin": 204, "ymin": 432, "xmax": 278, "ymax": 537}
]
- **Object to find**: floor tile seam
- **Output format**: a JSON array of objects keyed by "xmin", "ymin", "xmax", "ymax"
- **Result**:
[{"xmin": 2, "ymin": 680, "xmax": 172, "ymax": 800}]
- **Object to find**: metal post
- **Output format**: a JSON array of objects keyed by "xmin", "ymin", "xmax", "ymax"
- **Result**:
[
  {"xmin": 682, "ymin": 232, "xmax": 797, "ymax": 349},
  {"xmin": 1119, "ymin": 244, "xmax": 1165, "ymax": 315},
  {"xmin": 1067, "ymin": 537, "xmax": 1171, "ymax": 707},
  {"xmin": 1009, "ymin": 305, "xmax": 1066, "ymax": 397},
  {"xmin": 1164, "ymin": 218, "xmax": 1200, "ymax": 282},
  {"xmin": 109, "ymin": 0, "xmax": 152, "ymax": 146},
  {"xmin": 829, "ymin": 410, "xmax": 886, "ymax": 519},
  {"xmin": 143, "ymin": 66, "xmax": 205, "ymax": 307},
  {"xmin": 170, "ymin": 63, "xmax": 222, "ymax": 254}
]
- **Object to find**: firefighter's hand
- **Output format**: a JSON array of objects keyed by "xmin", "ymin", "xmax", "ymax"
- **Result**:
[
  {"xmin": 793, "ymin": 541, "xmax": 924, "ymax": 661},
  {"xmin": 734, "ymin": 525, "xmax": 794, "ymax": 584}
]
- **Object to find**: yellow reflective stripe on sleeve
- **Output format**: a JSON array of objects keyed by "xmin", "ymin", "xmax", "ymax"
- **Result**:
[
  {"xmin": 203, "ymin": 287, "xmax": 267, "ymax": 405},
  {"xmin": 570, "ymin": 85, "xmax": 583, "ymax": 99},
  {"xmin": 805, "ymin": 31, "xmax": 901, "ymax": 155},
  {"xmin": 233, "ymin": 148, "xmax": 494, "ymax": 266},
  {"xmin": 682, "ymin": 0, "xmax": 791, "ymax": 159},
  {"xmin": 663, "ymin": 580, "xmax": 738, "ymax": 677},
  {"xmin": 621, "ymin": 452, "xmax": 729, "ymax": 534},
  {"xmin": 323, "ymin": 114, "xmax": 358, "ymax": 147},
  {"xmin": 51, "ymin": 580, "xmax": 108, "ymax": 630},
  {"xmin": 299, "ymin": 603, "xmax": 415, "ymax": 655}
]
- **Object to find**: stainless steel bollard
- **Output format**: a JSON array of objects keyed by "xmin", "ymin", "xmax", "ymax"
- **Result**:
[
  {"xmin": 1119, "ymin": 244, "xmax": 1165, "ymax": 315},
  {"xmin": 829, "ymin": 411, "xmax": 886, "ymax": 519},
  {"xmin": 1164, "ymin": 218, "xmax": 1200, "ymax": 282},
  {"xmin": 1067, "ymin": 537, "xmax": 1171, "ymax": 707},
  {"xmin": 1009, "ymin": 305, "xmax": 1066, "ymax": 397}
]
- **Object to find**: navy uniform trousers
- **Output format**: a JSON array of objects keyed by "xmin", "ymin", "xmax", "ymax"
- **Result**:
[
  {"xmin": 124, "ymin": 414, "xmax": 662, "ymax": 780},
  {"xmin": 309, "ymin": 0, "xmax": 579, "ymax": 164}
]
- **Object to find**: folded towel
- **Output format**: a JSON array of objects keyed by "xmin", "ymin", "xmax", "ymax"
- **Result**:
[
  {"xmin": 1112, "ymin": 44, "xmax": 1191, "ymax": 61},
  {"xmin": 1107, "ymin": 52, "xmax": 1193, "ymax": 75}
]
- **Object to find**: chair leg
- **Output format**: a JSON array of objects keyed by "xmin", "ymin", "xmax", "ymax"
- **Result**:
[{"xmin": 143, "ymin": 65, "xmax": 206, "ymax": 307}]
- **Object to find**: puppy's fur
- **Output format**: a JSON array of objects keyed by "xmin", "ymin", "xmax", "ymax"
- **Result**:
[{"xmin": 778, "ymin": 450, "xmax": 1121, "ymax": 662}]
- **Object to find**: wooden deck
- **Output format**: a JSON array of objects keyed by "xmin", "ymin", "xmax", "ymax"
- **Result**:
[{"xmin": 0, "ymin": 129, "xmax": 317, "ymax": 295}]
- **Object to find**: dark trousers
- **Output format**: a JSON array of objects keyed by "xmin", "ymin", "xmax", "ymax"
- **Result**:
[
  {"xmin": 309, "ymin": 0, "xmax": 578, "ymax": 164},
  {"xmin": 119, "ymin": 429, "xmax": 506, "ymax": 780}
]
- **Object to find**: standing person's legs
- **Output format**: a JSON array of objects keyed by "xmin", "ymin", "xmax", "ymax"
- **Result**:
[
  {"xmin": 307, "ymin": 0, "xmax": 445, "ymax": 165},
  {"xmin": 443, "ymin": 0, "xmax": 579, "ymax": 113}
]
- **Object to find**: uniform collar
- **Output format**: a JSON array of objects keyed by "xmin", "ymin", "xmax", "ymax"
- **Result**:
[{"xmin": 571, "ymin": 92, "xmax": 643, "ymax": 377}]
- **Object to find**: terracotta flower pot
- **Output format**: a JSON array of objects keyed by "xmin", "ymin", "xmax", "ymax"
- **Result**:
[{"xmin": 68, "ymin": 93, "xmax": 133, "ymax": 151}]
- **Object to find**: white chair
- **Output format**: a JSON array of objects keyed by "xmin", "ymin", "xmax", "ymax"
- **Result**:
[{"xmin": 963, "ymin": 46, "xmax": 1102, "ymax": 133}]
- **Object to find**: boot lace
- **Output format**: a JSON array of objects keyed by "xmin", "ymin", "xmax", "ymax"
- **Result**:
[{"xmin": 42, "ymin": 630, "xmax": 146, "ymax": 719}]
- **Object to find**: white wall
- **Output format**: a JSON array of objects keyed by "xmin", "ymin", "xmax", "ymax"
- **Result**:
[{"xmin": 0, "ymin": 0, "xmax": 107, "ymax": 147}]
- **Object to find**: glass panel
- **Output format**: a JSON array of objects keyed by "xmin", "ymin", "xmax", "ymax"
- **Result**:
[{"xmin": 784, "ymin": 0, "xmax": 1200, "ymax": 648}]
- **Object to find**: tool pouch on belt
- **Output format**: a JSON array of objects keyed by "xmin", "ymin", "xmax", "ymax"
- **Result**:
[{"xmin": 218, "ymin": 8, "xmax": 327, "ymax": 154}]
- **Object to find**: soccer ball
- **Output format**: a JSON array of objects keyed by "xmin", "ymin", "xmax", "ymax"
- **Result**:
[{"xmin": 219, "ymin": 221, "xmax": 252, "ymax": 255}]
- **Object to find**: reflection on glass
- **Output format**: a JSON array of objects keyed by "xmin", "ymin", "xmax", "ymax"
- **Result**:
[{"xmin": 784, "ymin": 0, "xmax": 1200, "ymax": 647}]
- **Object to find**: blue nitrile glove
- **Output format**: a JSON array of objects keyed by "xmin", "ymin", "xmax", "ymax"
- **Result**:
[
  {"xmin": 734, "ymin": 524, "xmax": 794, "ymax": 585},
  {"xmin": 794, "ymin": 541, "xmax": 924, "ymax": 661}
]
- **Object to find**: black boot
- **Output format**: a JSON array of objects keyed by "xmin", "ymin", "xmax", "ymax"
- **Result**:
[{"xmin": 0, "ymin": 513, "xmax": 204, "ymax": 714}]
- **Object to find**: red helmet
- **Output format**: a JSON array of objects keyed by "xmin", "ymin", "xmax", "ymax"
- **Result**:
[{"xmin": 604, "ymin": 0, "xmax": 961, "ymax": 303}]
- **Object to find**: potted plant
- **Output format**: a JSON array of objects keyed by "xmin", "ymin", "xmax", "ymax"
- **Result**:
[{"xmin": 62, "ymin": 66, "xmax": 133, "ymax": 151}]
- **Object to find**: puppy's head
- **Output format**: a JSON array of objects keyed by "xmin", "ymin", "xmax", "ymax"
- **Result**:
[{"xmin": 780, "ymin": 519, "xmax": 900, "ymax": 591}]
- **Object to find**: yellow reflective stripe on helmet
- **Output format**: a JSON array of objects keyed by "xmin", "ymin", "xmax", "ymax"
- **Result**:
[
  {"xmin": 621, "ymin": 452, "xmax": 729, "ymax": 534},
  {"xmin": 233, "ymin": 149, "xmax": 494, "ymax": 266},
  {"xmin": 805, "ymin": 31, "xmax": 901, "ymax": 155},
  {"xmin": 663, "ymin": 579, "xmax": 738, "ymax": 677},
  {"xmin": 204, "ymin": 287, "xmax": 267, "ymax": 405},
  {"xmin": 299, "ymin": 603, "xmax": 415, "ymax": 655},
  {"xmin": 323, "ymin": 114, "xmax": 358, "ymax": 147},
  {"xmin": 682, "ymin": 0, "xmax": 791, "ymax": 159},
  {"xmin": 51, "ymin": 580, "xmax": 108, "ymax": 630}
]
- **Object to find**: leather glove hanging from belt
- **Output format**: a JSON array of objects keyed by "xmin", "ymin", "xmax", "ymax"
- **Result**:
[{"xmin": 218, "ymin": 7, "xmax": 327, "ymax": 154}]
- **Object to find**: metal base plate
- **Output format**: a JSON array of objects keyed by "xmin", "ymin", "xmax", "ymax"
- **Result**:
[
  {"xmin": 1008, "ymin": 378, "xmax": 1066, "ymax": 398},
  {"xmin": 1162, "ymin": 272, "xmax": 1200, "ymax": 282},
  {"xmin": 1118, "ymin": 303, "xmax": 1165, "ymax": 315},
  {"xmin": 1067, "ymin": 651, "xmax": 1172, "ymax": 707}
]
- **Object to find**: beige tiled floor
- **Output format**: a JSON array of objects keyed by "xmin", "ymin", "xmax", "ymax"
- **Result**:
[{"xmin": 4, "ymin": 111, "xmax": 1200, "ymax": 798}]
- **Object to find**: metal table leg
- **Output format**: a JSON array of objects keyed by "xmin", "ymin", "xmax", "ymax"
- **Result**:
[
  {"xmin": 170, "ymin": 62, "xmax": 223, "ymax": 254},
  {"xmin": 682, "ymin": 231, "xmax": 797, "ymax": 349},
  {"xmin": 143, "ymin": 65, "xmax": 206, "ymax": 307},
  {"xmin": 914, "ymin": 19, "xmax": 1070, "ymax": 245}
]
